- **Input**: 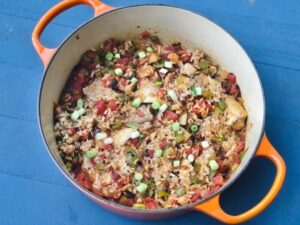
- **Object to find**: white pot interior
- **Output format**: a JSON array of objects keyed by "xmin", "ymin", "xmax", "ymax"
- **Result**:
[{"xmin": 39, "ymin": 5, "xmax": 265, "ymax": 198}]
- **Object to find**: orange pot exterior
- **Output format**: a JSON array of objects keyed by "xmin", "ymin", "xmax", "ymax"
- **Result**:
[
  {"xmin": 194, "ymin": 134, "xmax": 286, "ymax": 224},
  {"xmin": 32, "ymin": 0, "xmax": 112, "ymax": 67},
  {"xmin": 32, "ymin": 1, "xmax": 286, "ymax": 223}
]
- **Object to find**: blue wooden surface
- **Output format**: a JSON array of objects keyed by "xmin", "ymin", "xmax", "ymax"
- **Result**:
[{"xmin": 0, "ymin": 0, "xmax": 299, "ymax": 224}]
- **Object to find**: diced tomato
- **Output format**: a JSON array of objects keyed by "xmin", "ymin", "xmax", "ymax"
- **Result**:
[
  {"xmin": 148, "ymin": 149, "xmax": 154, "ymax": 159},
  {"xmin": 84, "ymin": 49, "xmax": 97, "ymax": 59},
  {"xmin": 103, "ymin": 38, "xmax": 119, "ymax": 52},
  {"xmin": 119, "ymin": 196, "xmax": 134, "ymax": 207},
  {"xmin": 235, "ymin": 141, "xmax": 245, "ymax": 154},
  {"xmin": 136, "ymin": 109, "xmax": 145, "ymax": 117},
  {"xmin": 212, "ymin": 174, "xmax": 224, "ymax": 186},
  {"xmin": 103, "ymin": 144, "xmax": 113, "ymax": 151},
  {"xmin": 88, "ymin": 62, "xmax": 98, "ymax": 70},
  {"xmin": 107, "ymin": 100, "xmax": 118, "ymax": 111},
  {"xmin": 75, "ymin": 171, "xmax": 92, "ymax": 190},
  {"xmin": 191, "ymin": 191, "xmax": 201, "ymax": 202},
  {"xmin": 227, "ymin": 73, "xmax": 236, "ymax": 84},
  {"xmin": 192, "ymin": 107, "xmax": 201, "ymax": 114},
  {"xmin": 70, "ymin": 72, "xmax": 85, "ymax": 95},
  {"xmin": 227, "ymin": 84, "xmax": 240, "ymax": 97},
  {"xmin": 123, "ymin": 51, "xmax": 132, "ymax": 58},
  {"xmin": 158, "ymin": 88, "xmax": 167, "ymax": 98},
  {"xmin": 117, "ymin": 178, "xmax": 127, "ymax": 187},
  {"xmin": 163, "ymin": 111, "xmax": 178, "ymax": 121},
  {"xmin": 117, "ymin": 57, "xmax": 130, "ymax": 66},
  {"xmin": 140, "ymin": 31, "xmax": 150, "ymax": 39},
  {"xmin": 115, "ymin": 63, "xmax": 127, "ymax": 72},
  {"xmin": 180, "ymin": 55, "xmax": 191, "ymax": 63},
  {"xmin": 159, "ymin": 138, "xmax": 168, "ymax": 150},
  {"xmin": 95, "ymin": 100, "xmax": 107, "ymax": 115},
  {"xmin": 127, "ymin": 138, "xmax": 139, "ymax": 147},
  {"xmin": 144, "ymin": 198, "xmax": 158, "ymax": 209},
  {"xmin": 233, "ymin": 154, "xmax": 241, "ymax": 164},
  {"xmin": 185, "ymin": 148, "xmax": 193, "ymax": 155},
  {"xmin": 192, "ymin": 143, "xmax": 202, "ymax": 157},
  {"xmin": 200, "ymin": 189, "xmax": 213, "ymax": 198}
]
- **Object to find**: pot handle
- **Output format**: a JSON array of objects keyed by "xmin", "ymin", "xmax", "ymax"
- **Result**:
[
  {"xmin": 32, "ymin": 0, "xmax": 113, "ymax": 67},
  {"xmin": 193, "ymin": 133, "xmax": 286, "ymax": 224}
]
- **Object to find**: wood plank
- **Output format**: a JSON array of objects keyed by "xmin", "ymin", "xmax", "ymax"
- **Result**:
[{"xmin": 1, "ymin": 0, "xmax": 300, "ymax": 70}]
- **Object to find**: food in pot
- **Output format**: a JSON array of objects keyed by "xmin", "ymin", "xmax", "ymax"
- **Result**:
[{"xmin": 53, "ymin": 31, "xmax": 247, "ymax": 209}]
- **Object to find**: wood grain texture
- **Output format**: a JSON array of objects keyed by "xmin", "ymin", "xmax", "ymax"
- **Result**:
[{"xmin": 0, "ymin": 0, "xmax": 299, "ymax": 224}]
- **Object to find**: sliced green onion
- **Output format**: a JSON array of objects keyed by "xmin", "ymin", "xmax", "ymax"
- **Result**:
[
  {"xmin": 173, "ymin": 160, "xmax": 180, "ymax": 167},
  {"xmin": 86, "ymin": 149, "xmax": 98, "ymax": 159},
  {"xmin": 95, "ymin": 163, "xmax": 105, "ymax": 171},
  {"xmin": 95, "ymin": 132, "xmax": 107, "ymax": 140},
  {"xmin": 77, "ymin": 98, "xmax": 84, "ymax": 109},
  {"xmin": 115, "ymin": 68, "xmax": 123, "ymax": 76},
  {"xmin": 216, "ymin": 100, "xmax": 227, "ymax": 111},
  {"xmin": 191, "ymin": 177, "xmax": 201, "ymax": 185},
  {"xmin": 194, "ymin": 163, "xmax": 201, "ymax": 174},
  {"xmin": 157, "ymin": 190, "xmax": 170, "ymax": 198},
  {"xmin": 138, "ymin": 51, "xmax": 146, "ymax": 59},
  {"xmin": 130, "ymin": 131, "xmax": 140, "ymax": 139},
  {"xmin": 159, "ymin": 67, "xmax": 168, "ymax": 74},
  {"xmin": 176, "ymin": 187, "xmax": 186, "ymax": 197},
  {"xmin": 175, "ymin": 134, "xmax": 185, "ymax": 144},
  {"xmin": 202, "ymin": 90, "xmax": 213, "ymax": 99},
  {"xmin": 199, "ymin": 60, "xmax": 209, "ymax": 70},
  {"xmin": 191, "ymin": 86, "xmax": 202, "ymax": 96},
  {"xmin": 105, "ymin": 52, "xmax": 114, "ymax": 61},
  {"xmin": 190, "ymin": 125, "xmax": 198, "ymax": 133},
  {"xmin": 151, "ymin": 101, "xmax": 161, "ymax": 110},
  {"xmin": 132, "ymin": 203, "xmax": 146, "ymax": 209},
  {"xmin": 172, "ymin": 122, "xmax": 181, "ymax": 132},
  {"xmin": 114, "ymin": 53, "xmax": 121, "ymax": 59},
  {"xmin": 209, "ymin": 159, "xmax": 219, "ymax": 171},
  {"xmin": 149, "ymin": 35, "xmax": 160, "ymax": 43},
  {"xmin": 146, "ymin": 47, "xmax": 153, "ymax": 52},
  {"xmin": 167, "ymin": 89, "xmax": 178, "ymax": 101},
  {"xmin": 134, "ymin": 172, "xmax": 143, "ymax": 181},
  {"xmin": 159, "ymin": 103, "xmax": 168, "ymax": 113},
  {"xmin": 131, "ymin": 98, "xmax": 142, "ymax": 108},
  {"xmin": 78, "ymin": 108, "xmax": 85, "ymax": 116},
  {"xmin": 164, "ymin": 61, "xmax": 173, "ymax": 68},
  {"xmin": 127, "ymin": 123, "xmax": 138, "ymax": 130},
  {"xmin": 154, "ymin": 81, "xmax": 163, "ymax": 87},
  {"xmin": 71, "ymin": 110, "xmax": 80, "ymax": 121},
  {"xmin": 154, "ymin": 149, "xmax": 163, "ymax": 157},
  {"xmin": 131, "ymin": 77, "xmax": 138, "ymax": 84},
  {"xmin": 163, "ymin": 148, "xmax": 172, "ymax": 158},
  {"xmin": 136, "ymin": 183, "xmax": 148, "ymax": 193}
]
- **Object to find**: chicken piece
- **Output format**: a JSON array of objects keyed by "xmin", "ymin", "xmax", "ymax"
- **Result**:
[
  {"xmin": 124, "ymin": 82, "xmax": 136, "ymax": 96},
  {"xmin": 135, "ymin": 79, "xmax": 160, "ymax": 103},
  {"xmin": 83, "ymin": 78, "xmax": 119, "ymax": 102},
  {"xmin": 82, "ymin": 155, "xmax": 97, "ymax": 180},
  {"xmin": 224, "ymin": 97, "xmax": 247, "ymax": 130},
  {"xmin": 112, "ymin": 128, "xmax": 136, "ymax": 148},
  {"xmin": 128, "ymin": 105, "xmax": 153, "ymax": 124},
  {"xmin": 180, "ymin": 63, "xmax": 197, "ymax": 76},
  {"xmin": 179, "ymin": 113, "xmax": 187, "ymax": 125},
  {"xmin": 137, "ymin": 64, "xmax": 154, "ymax": 78},
  {"xmin": 190, "ymin": 49, "xmax": 204, "ymax": 65}
]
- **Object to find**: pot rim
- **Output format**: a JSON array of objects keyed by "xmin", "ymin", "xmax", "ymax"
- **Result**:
[{"xmin": 37, "ymin": 3, "xmax": 265, "ymax": 213}]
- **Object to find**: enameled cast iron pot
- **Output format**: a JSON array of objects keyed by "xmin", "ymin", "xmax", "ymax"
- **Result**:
[{"xmin": 32, "ymin": 0, "xmax": 286, "ymax": 223}]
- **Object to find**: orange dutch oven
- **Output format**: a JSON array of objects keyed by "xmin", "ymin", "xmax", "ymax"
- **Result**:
[{"xmin": 32, "ymin": 0, "xmax": 286, "ymax": 223}]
